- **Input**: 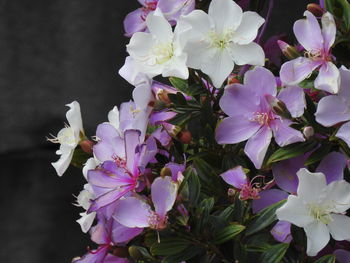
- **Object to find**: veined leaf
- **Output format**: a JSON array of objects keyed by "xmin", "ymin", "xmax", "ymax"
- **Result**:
[
  {"xmin": 213, "ymin": 223, "xmax": 246, "ymax": 244},
  {"xmin": 314, "ymin": 254, "xmax": 336, "ymax": 263},
  {"xmin": 150, "ymin": 238, "xmax": 191, "ymax": 256},
  {"xmin": 260, "ymin": 243, "xmax": 289, "ymax": 263}
]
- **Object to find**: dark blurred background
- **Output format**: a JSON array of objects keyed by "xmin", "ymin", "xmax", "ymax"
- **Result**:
[{"xmin": 0, "ymin": 0, "xmax": 313, "ymax": 262}]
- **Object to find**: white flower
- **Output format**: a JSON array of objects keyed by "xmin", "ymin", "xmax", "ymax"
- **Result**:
[
  {"xmin": 179, "ymin": 0, "xmax": 265, "ymax": 87},
  {"xmin": 82, "ymin": 157, "xmax": 99, "ymax": 180},
  {"xmin": 119, "ymin": 56, "xmax": 152, "ymax": 86},
  {"xmin": 75, "ymin": 184, "xmax": 96, "ymax": 233},
  {"xmin": 126, "ymin": 8, "xmax": 189, "ymax": 79},
  {"xmin": 276, "ymin": 168, "xmax": 350, "ymax": 256},
  {"xmin": 50, "ymin": 101, "xmax": 84, "ymax": 176}
]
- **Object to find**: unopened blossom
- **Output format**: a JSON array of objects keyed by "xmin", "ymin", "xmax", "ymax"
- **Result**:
[
  {"xmin": 49, "ymin": 101, "xmax": 85, "ymax": 176},
  {"xmin": 280, "ymin": 11, "xmax": 340, "ymax": 94},
  {"xmin": 316, "ymin": 66, "xmax": 350, "ymax": 147},
  {"xmin": 216, "ymin": 67, "xmax": 305, "ymax": 168},
  {"xmin": 179, "ymin": 0, "xmax": 265, "ymax": 87},
  {"xmin": 114, "ymin": 176, "xmax": 178, "ymax": 230},
  {"xmin": 126, "ymin": 8, "xmax": 189, "ymax": 79},
  {"xmin": 123, "ymin": 0, "xmax": 195, "ymax": 37},
  {"xmin": 276, "ymin": 168, "xmax": 350, "ymax": 256}
]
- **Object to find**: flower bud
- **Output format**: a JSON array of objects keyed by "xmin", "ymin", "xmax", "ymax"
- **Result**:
[
  {"xmin": 128, "ymin": 246, "xmax": 144, "ymax": 260},
  {"xmin": 265, "ymin": 94, "xmax": 292, "ymax": 120},
  {"xmin": 227, "ymin": 188, "xmax": 236, "ymax": 197},
  {"xmin": 227, "ymin": 73, "xmax": 240, "ymax": 85},
  {"xmin": 277, "ymin": 40, "xmax": 300, "ymax": 59},
  {"xmin": 79, "ymin": 140, "xmax": 94, "ymax": 154},
  {"xmin": 160, "ymin": 167, "xmax": 172, "ymax": 178},
  {"xmin": 303, "ymin": 126, "xmax": 314, "ymax": 139},
  {"xmin": 177, "ymin": 129, "xmax": 192, "ymax": 144},
  {"xmin": 157, "ymin": 89, "xmax": 171, "ymax": 104},
  {"xmin": 112, "ymin": 247, "xmax": 129, "ymax": 258},
  {"xmin": 307, "ymin": 3, "xmax": 324, "ymax": 17}
]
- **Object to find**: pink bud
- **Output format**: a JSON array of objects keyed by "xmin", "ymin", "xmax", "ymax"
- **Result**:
[{"xmin": 303, "ymin": 126, "xmax": 314, "ymax": 139}]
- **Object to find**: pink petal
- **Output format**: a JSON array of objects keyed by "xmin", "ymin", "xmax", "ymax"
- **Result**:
[
  {"xmin": 315, "ymin": 62, "xmax": 340, "ymax": 94},
  {"xmin": 114, "ymin": 197, "xmax": 152, "ymax": 228},
  {"xmin": 151, "ymin": 176, "xmax": 177, "ymax": 218},
  {"xmin": 252, "ymin": 189, "xmax": 288, "ymax": 214},
  {"xmin": 111, "ymin": 220, "xmax": 143, "ymax": 244},
  {"xmin": 244, "ymin": 66, "xmax": 277, "ymax": 97},
  {"xmin": 124, "ymin": 130, "xmax": 141, "ymax": 174},
  {"xmin": 316, "ymin": 152, "xmax": 346, "ymax": 184},
  {"xmin": 315, "ymin": 95, "xmax": 350, "ymax": 126},
  {"xmin": 220, "ymin": 166, "xmax": 247, "ymax": 189},
  {"xmin": 244, "ymin": 126, "xmax": 272, "ymax": 169},
  {"xmin": 89, "ymin": 187, "xmax": 133, "ymax": 212},
  {"xmin": 270, "ymin": 221, "xmax": 292, "ymax": 243},
  {"xmin": 124, "ymin": 8, "xmax": 147, "ymax": 37},
  {"xmin": 277, "ymin": 86, "xmax": 306, "ymax": 118},
  {"xmin": 321, "ymin": 12, "xmax": 336, "ymax": 52},
  {"xmin": 215, "ymin": 116, "xmax": 261, "ymax": 145},
  {"xmin": 337, "ymin": 121, "xmax": 350, "ymax": 148},
  {"xmin": 270, "ymin": 119, "xmax": 304, "ymax": 147}
]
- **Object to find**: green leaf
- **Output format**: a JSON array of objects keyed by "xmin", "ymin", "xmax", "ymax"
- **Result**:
[
  {"xmin": 305, "ymin": 143, "xmax": 332, "ymax": 166},
  {"xmin": 260, "ymin": 243, "xmax": 289, "ymax": 263},
  {"xmin": 150, "ymin": 238, "xmax": 191, "ymax": 256},
  {"xmin": 326, "ymin": 0, "xmax": 350, "ymax": 30},
  {"xmin": 169, "ymin": 77, "xmax": 190, "ymax": 95},
  {"xmin": 162, "ymin": 245, "xmax": 202, "ymax": 263},
  {"xmin": 186, "ymin": 167, "xmax": 201, "ymax": 205},
  {"xmin": 71, "ymin": 148, "xmax": 92, "ymax": 168},
  {"xmin": 213, "ymin": 223, "xmax": 246, "ymax": 244},
  {"xmin": 314, "ymin": 254, "xmax": 336, "ymax": 263},
  {"xmin": 168, "ymin": 112, "xmax": 192, "ymax": 126},
  {"xmin": 128, "ymin": 246, "xmax": 154, "ymax": 261},
  {"xmin": 267, "ymin": 141, "xmax": 318, "ymax": 164},
  {"xmin": 246, "ymin": 200, "xmax": 286, "ymax": 236}
]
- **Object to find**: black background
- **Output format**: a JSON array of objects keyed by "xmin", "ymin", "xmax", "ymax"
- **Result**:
[{"xmin": 0, "ymin": 0, "xmax": 313, "ymax": 262}]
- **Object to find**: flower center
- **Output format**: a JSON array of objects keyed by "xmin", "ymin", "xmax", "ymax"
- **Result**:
[
  {"xmin": 308, "ymin": 204, "xmax": 333, "ymax": 224},
  {"xmin": 250, "ymin": 112, "xmax": 271, "ymax": 126},
  {"xmin": 148, "ymin": 211, "xmax": 168, "ymax": 229},
  {"xmin": 208, "ymin": 29, "xmax": 234, "ymax": 50},
  {"xmin": 151, "ymin": 42, "xmax": 174, "ymax": 65},
  {"xmin": 304, "ymin": 48, "xmax": 330, "ymax": 61}
]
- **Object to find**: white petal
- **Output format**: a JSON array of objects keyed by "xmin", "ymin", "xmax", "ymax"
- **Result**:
[
  {"xmin": 337, "ymin": 121, "xmax": 350, "ymax": 148},
  {"xmin": 314, "ymin": 62, "xmax": 340, "ymax": 94},
  {"xmin": 321, "ymin": 12, "xmax": 336, "ymax": 52},
  {"xmin": 162, "ymin": 53, "xmax": 189, "ymax": 79},
  {"xmin": 276, "ymin": 195, "xmax": 314, "ymax": 227},
  {"xmin": 146, "ymin": 9, "xmax": 173, "ymax": 43},
  {"xmin": 77, "ymin": 212, "xmax": 96, "ymax": 233},
  {"xmin": 51, "ymin": 147, "xmax": 74, "ymax": 177},
  {"xmin": 82, "ymin": 157, "xmax": 99, "ymax": 180},
  {"xmin": 231, "ymin": 11, "xmax": 265, "ymax": 45},
  {"xmin": 326, "ymin": 179, "xmax": 350, "ymax": 213},
  {"xmin": 127, "ymin": 32, "xmax": 155, "ymax": 58},
  {"xmin": 228, "ymin": 42, "xmax": 265, "ymax": 66},
  {"xmin": 328, "ymin": 214, "xmax": 350, "ymax": 240},
  {"xmin": 107, "ymin": 106, "xmax": 120, "ymax": 131},
  {"xmin": 118, "ymin": 56, "xmax": 151, "ymax": 86},
  {"xmin": 208, "ymin": 0, "xmax": 242, "ymax": 33},
  {"xmin": 201, "ymin": 47, "xmax": 234, "ymax": 88},
  {"xmin": 132, "ymin": 82, "xmax": 154, "ymax": 111},
  {"xmin": 304, "ymin": 221, "xmax": 330, "ymax": 256},
  {"xmin": 297, "ymin": 168, "xmax": 327, "ymax": 204},
  {"xmin": 339, "ymin": 66, "xmax": 350, "ymax": 98},
  {"xmin": 66, "ymin": 101, "xmax": 83, "ymax": 136}
]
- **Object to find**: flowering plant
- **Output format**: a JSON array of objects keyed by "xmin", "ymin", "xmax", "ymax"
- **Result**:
[{"xmin": 49, "ymin": 0, "xmax": 350, "ymax": 262}]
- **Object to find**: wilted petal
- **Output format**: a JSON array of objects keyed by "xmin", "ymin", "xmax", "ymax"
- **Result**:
[
  {"xmin": 252, "ymin": 189, "xmax": 288, "ymax": 214},
  {"xmin": 231, "ymin": 11, "xmax": 265, "ymax": 45},
  {"xmin": 215, "ymin": 116, "xmax": 261, "ymax": 145},
  {"xmin": 321, "ymin": 12, "xmax": 336, "ymax": 52},
  {"xmin": 277, "ymin": 86, "xmax": 306, "ymax": 118},
  {"xmin": 245, "ymin": 125, "xmax": 272, "ymax": 169},
  {"xmin": 293, "ymin": 11, "xmax": 323, "ymax": 52},
  {"xmin": 315, "ymin": 96, "xmax": 350, "ymax": 126},
  {"xmin": 297, "ymin": 168, "xmax": 327, "ymax": 204},
  {"xmin": 315, "ymin": 62, "xmax": 340, "ymax": 94},
  {"xmin": 220, "ymin": 166, "xmax": 247, "ymax": 189},
  {"xmin": 327, "ymin": 214, "xmax": 350, "ymax": 241},
  {"xmin": 151, "ymin": 176, "xmax": 178, "ymax": 218},
  {"xmin": 270, "ymin": 221, "xmax": 292, "ymax": 243},
  {"xmin": 114, "ymin": 197, "xmax": 152, "ymax": 228},
  {"xmin": 316, "ymin": 152, "xmax": 346, "ymax": 184},
  {"xmin": 280, "ymin": 57, "xmax": 322, "ymax": 85},
  {"xmin": 124, "ymin": 8, "xmax": 147, "ymax": 37},
  {"xmin": 337, "ymin": 121, "xmax": 350, "ymax": 148},
  {"xmin": 304, "ymin": 221, "xmax": 330, "ymax": 256},
  {"xmin": 208, "ymin": 0, "xmax": 243, "ymax": 33},
  {"xmin": 270, "ymin": 119, "xmax": 304, "ymax": 147},
  {"xmin": 272, "ymin": 155, "xmax": 304, "ymax": 194},
  {"xmin": 229, "ymin": 42, "xmax": 265, "ymax": 67},
  {"xmin": 276, "ymin": 195, "xmax": 314, "ymax": 227}
]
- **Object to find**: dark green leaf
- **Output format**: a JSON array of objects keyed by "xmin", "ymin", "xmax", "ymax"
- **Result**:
[
  {"xmin": 150, "ymin": 238, "xmax": 191, "ymax": 256},
  {"xmin": 162, "ymin": 245, "xmax": 202, "ymax": 263},
  {"xmin": 168, "ymin": 112, "xmax": 192, "ymax": 126},
  {"xmin": 305, "ymin": 143, "xmax": 332, "ymax": 166},
  {"xmin": 185, "ymin": 166, "xmax": 201, "ymax": 205},
  {"xmin": 267, "ymin": 141, "xmax": 318, "ymax": 164},
  {"xmin": 71, "ymin": 148, "xmax": 92, "ymax": 168},
  {"xmin": 314, "ymin": 254, "xmax": 336, "ymax": 263},
  {"xmin": 169, "ymin": 77, "xmax": 190, "ymax": 95},
  {"xmin": 260, "ymin": 243, "xmax": 289, "ymax": 263},
  {"xmin": 213, "ymin": 223, "xmax": 245, "ymax": 244},
  {"xmin": 246, "ymin": 200, "xmax": 286, "ymax": 236}
]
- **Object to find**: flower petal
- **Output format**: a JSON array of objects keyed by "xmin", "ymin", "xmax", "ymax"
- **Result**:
[
  {"xmin": 114, "ymin": 197, "xmax": 152, "ymax": 228},
  {"xmin": 327, "ymin": 214, "xmax": 350, "ymax": 241},
  {"xmin": 231, "ymin": 11, "xmax": 265, "ymax": 45},
  {"xmin": 337, "ymin": 121, "xmax": 350, "ymax": 148},
  {"xmin": 51, "ymin": 147, "xmax": 74, "ymax": 177},
  {"xmin": 304, "ymin": 221, "xmax": 330, "ymax": 256},
  {"xmin": 127, "ymin": 32, "xmax": 154, "ymax": 58},
  {"xmin": 316, "ymin": 152, "xmax": 346, "ymax": 184},
  {"xmin": 124, "ymin": 8, "xmax": 147, "ymax": 37},
  {"xmin": 252, "ymin": 189, "xmax": 288, "ymax": 214},
  {"xmin": 243, "ymin": 66, "xmax": 277, "ymax": 97},
  {"xmin": 325, "ymin": 179, "xmax": 350, "ymax": 213},
  {"xmin": 146, "ymin": 9, "xmax": 173, "ymax": 42},
  {"xmin": 208, "ymin": 0, "xmax": 243, "ymax": 33},
  {"xmin": 315, "ymin": 96, "xmax": 350, "ymax": 126},
  {"xmin": 297, "ymin": 168, "xmax": 327, "ymax": 204},
  {"xmin": 220, "ymin": 166, "xmax": 247, "ymax": 189},
  {"xmin": 229, "ymin": 42, "xmax": 265, "ymax": 67},
  {"xmin": 215, "ymin": 116, "xmax": 261, "ymax": 145},
  {"xmin": 76, "ymin": 212, "xmax": 96, "ymax": 233},
  {"xmin": 276, "ymin": 195, "xmax": 314, "ymax": 227},
  {"xmin": 124, "ymin": 129, "xmax": 141, "ymax": 174},
  {"xmin": 89, "ymin": 187, "xmax": 133, "ymax": 212},
  {"xmin": 334, "ymin": 249, "xmax": 350, "ymax": 263},
  {"xmin": 280, "ymin": 57, "xmax": 322, "ymax": 85},
  {"xmin": 151, "ymin": 176, "xmax": 178, "ymax": 218},
  {"xmin": 314, "ymin": 62, "xmax": 340, "ymax": 94},
  {"xmin": 270, "ymin": 119, "xmax": 304, "ymax": 147},
  {"xmin": 339, "ymin": 66, "xmax": 350, "ymax": 98},
  {"xmin": 277, "ymin": 85, "xmax": 306, "ymax": 118},
  {"xmin": 293, "ymin": 11, "xmax": 323, "ymax": 52},
  {"xmin": 270, "ymin": 221, "xmax": 292, "ymax": 243},
  {"xmin": 321, "ymin": 12, "xmax": 336, "ymax": 52},
  {"xmin": 244, "ymin": 125, "xmax": 272, "ymax": 169},
  {"xmin": 162, "ymin": 53, "xmax": 189, "ymax": 79},
  {"xmin": 66, "ymin": 101, "xmax": 83, "ymax": 134},
  {"xmin": 111, "ymin": 220, "xmax": 143, "ymax": 243}
]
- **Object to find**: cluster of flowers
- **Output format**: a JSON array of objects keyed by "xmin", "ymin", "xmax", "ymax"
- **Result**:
[{"xmin": 49, "ymin": 0, "xmax": 350, "ymax": 262}]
